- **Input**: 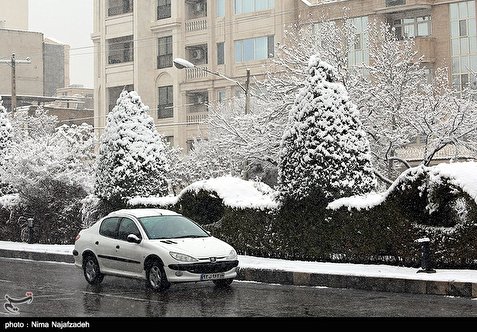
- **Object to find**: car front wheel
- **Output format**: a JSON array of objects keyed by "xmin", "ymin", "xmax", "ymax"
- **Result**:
[
  {"xmin": 83, "ymin": 255, "xmax": 104, "ymax": 285},
  {"xmin": 146, "ymin": 260, "xmax": 170, "ymax": 291},
  {"xmin": 213, "ymin": 278, "xmax": 233, "ymax": 287}
]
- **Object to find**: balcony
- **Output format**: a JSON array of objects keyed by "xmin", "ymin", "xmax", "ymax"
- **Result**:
[
  {"xmin": 186, "ymin": 112, "xmax": 208, "ymax": 125},
  {"xmin": 185, "ymin": 66, "xmax": 209, "ymax": 81},
  {"xmin": 185, "ymin": 18, "xmax": 208, "ymax": 32},
  {"xmin": 376, "ymin": 0, "xmax": 433, "ymax": 13}
]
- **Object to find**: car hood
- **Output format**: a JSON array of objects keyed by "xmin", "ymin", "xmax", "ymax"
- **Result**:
[{"xmin": 149, "ymin": 236, "xmax": 234, "ymax": 259}]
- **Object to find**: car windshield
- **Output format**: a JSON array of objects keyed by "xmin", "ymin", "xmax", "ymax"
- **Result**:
[{"xmin": 139, "ymin": 215, "xmax": 210, "ymax": 240}]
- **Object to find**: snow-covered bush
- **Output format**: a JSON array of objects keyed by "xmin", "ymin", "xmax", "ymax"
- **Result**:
[
  {"xmin": 0, "ymin": 107, "xmax": 96, "ymax": 243},
  {"xmin": 278, "ymin": 55, "xmax": 376, "ymax": 204},
  {"xmin": 129, "ymin": 176, "xmax": 278, "ymax": 225},
  {"xmin": 0, "ymin": 98, "xmax": 12, "ymax": 156},
  {"xmin": 95, "ymin": 90, "xmax": 170, "ymax": 207}
]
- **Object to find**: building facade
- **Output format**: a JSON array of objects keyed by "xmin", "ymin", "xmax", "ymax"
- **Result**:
[
  {"xmin": 0, "ymin": 29, "xmax": 71, "ymax": 102},
  {"xmin": 44, "ymin": 38, "xmax": 71, "ymax": 97},
  {"xmin": 0, "ymin": 29, "xmax": 44, "ymax": 97},
  {"xmin": 92, "ymin": 0, "xmax": 297, "ymax": 151},
  {"xmin": 93, "ymin": 0, "xmax": 476, "ymax": 159},
  {"xmin": 299, "ymin": 0, "xmax": 477, "ymax": 163},
  {"xmin": 0, "ymin": 0, "xmax": 28, "ymax": 30}
]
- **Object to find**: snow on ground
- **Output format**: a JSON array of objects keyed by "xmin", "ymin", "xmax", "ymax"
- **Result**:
[
  {"xmin": 1, "ymin": 241, "xmax": 476, "ymax": 283},
  {"xmin": 130, "ymin": 175, "xmax": 279, "ymax": 210},
  {"xmin": 328, "ymin": 162, "xmax": 477, "ymax": 211}
]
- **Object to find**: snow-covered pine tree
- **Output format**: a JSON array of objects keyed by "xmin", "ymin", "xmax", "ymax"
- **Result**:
[
  {"xmin": 278, "ymin": 55, "xmax": 376, "ymax": 204},
  {"xmin": 0, "ymin": 97, "xmax": 12, "ymax": 156},
  {"xmin": 95, "ymin": 90, "xmax": 170, "ymax": 206}
]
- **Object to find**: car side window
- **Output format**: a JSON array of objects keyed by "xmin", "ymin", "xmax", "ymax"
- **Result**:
[
  {"xmin": 118, "ymin": 218, "xmax": 142, "ymax": 241},
  {"xmin": 99, "ymin": 217, "xmax": 120, "ymax": 239}
]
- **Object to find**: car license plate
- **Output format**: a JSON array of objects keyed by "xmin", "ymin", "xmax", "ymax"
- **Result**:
[{"xmin": 200, "ymin": 273, "xmax": 225, "ymax": 281}]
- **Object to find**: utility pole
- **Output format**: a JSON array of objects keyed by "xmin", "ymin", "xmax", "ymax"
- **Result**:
[{"xmin": 0, "ymin": 53, "xmax": 31, "ymax": 112}]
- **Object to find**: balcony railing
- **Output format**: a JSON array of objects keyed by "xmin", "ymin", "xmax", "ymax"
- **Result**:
[
  {"xmin": 185, "ymin": 18, "xmax": 208, "ymax": 32},
  {"xmin": 187, "ymin": 112, "xmax": 208, "ymax": 124},
  {"xmin": 185, "ymin": 66, "xmax": 209, "ymax": 80}
]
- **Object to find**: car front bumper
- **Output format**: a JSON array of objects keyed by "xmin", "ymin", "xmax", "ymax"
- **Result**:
[{"xmin": 164, "ymin": 260, "xmax": 239, "ymax": 283}]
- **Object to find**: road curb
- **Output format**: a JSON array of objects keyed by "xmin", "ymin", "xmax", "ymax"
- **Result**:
[
  {"xmin": 1, "ymin": 249, "xmax": 475, "ymax": 298},
  {"xmin": 236, "ymin": 268, "xmax": 477, "ymax": 298}
]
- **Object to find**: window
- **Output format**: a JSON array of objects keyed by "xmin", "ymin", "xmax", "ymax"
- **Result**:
[
  {"xmin": 158, "ymin": 36, "xmax": 173, "ymax": 69},
  {"xmin": 386, "ymin": 0, "xmax": 405, "ymax": 6},
  {"xmin": 118, "ymin": 218, "xmax": 141, "ymax": 241},
  {"xmin": 108, "ymin": 35, "xmax": 134, "ymax": 64},
  {"xmin": 234, "ymin": 0, "xmax": 274, "ymax": 14},
  {"xmin": 217, "ymin": 0, "xmax": 225, "ymax": 17},
  {"xmin": 348, "ymin": 16, "xmax": 369, "ymax": 68},
  {"xmin": 108, "ymin": 0, "xmax": 133, "ymax": 17},
  {"xmin": 99, "ymin": 218, "xmax": 120, "ymax": 238},
  {"xmin": 235, "ymin": 36, "xmax": 274, "ymax": 63},
  {"xmin": 217, "ymin": 42, "xmax": 225, "ymax": 65},
  {"xmin": 108, "ymin": 84, "xmax": 133, "ymax": 112},
  {"xmin": 391, "ymin": 14, "xmax": 431, "ymax": 40},
  {"xmin": 158, "ymin": 0, "xmax": 171, "ymax": 20},
  {"xmin": 450, "ymin": 1, "xmax": 477, "ymax": 91},
  {"xmin": 354, "ymin": 34, "xmax": 362, "ymax": 50},
  {"xmin": 460, "ymin": 19, "xmax": 468, "ymax": 37},
  {"xmin": 217, "ymin": 90, "xmax": 226, "ymax": 103},
  {"xmin": 158, "ymin": 86, "xmax": 173, "ymax": 119}
]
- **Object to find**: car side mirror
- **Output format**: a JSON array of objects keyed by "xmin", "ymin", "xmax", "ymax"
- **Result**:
[{"xmin": 127, "ymin": 234, "xmax": 141, "ymax": 244}]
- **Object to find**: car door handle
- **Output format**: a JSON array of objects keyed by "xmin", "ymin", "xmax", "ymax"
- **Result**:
[
  {"xmin": 95, "ymin": 241, "xmax": 99, "ymax": 245},
  {"xmin": 116, "ymin": 245, "xmax": 120, "ymax": 249}
]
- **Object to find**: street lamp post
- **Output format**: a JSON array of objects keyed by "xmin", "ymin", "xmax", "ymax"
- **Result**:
[
  {"xmin": 173, "ymin": 58, "xmax": 251, "ymax": 114},
  {"xmin": 0, "ymin": 53, "xmax": 32, "ymax": 112}
]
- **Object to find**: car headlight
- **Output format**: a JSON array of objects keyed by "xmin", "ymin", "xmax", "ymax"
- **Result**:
[
  {"xmin": 226, "ymin": 249, "xmax": 237, "ymax": 260},
  {"xmin": 169, "ymin": 252, "xmax": 198, "ymax": 262}
]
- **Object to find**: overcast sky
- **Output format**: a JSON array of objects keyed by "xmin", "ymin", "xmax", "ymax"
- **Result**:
[{"xmin": 29, "ymin": 0, "xmax": 93, "ymax": 88}]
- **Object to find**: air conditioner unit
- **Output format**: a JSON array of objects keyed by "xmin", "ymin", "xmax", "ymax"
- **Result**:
[
  {"xmin": 192, "ymin": 48, "xmax": 204, "ymax": 60},
  {"xmin": 196, "ymin": 95, "xmax": 205, "ymax": 104},
  {"xmin": 195, "ymin": 2, "xmax": 204, "ymax": 12}
]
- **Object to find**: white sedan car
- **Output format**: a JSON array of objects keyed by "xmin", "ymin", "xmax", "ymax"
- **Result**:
[{"xmin": 73, "ymin": 209, "xmax": 239, "ymax": 291}]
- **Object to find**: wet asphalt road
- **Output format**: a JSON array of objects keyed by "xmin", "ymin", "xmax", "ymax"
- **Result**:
[{"xmin": 0, "ymin": 258, "xmax": 477, "ymax": 318}]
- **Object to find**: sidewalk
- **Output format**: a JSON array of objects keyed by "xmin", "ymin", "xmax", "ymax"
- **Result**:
[{"xmin": 0, "ymin": 241, "xmax": 476, "ymax": 298}]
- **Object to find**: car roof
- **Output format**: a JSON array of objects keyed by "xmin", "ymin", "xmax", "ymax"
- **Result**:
[{"xmin": 106, "ymin": 208, "xmax": 180, "ymax": 219}]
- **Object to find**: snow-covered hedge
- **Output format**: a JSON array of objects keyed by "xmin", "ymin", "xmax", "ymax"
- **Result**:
[
  {"xmin": 326, "ymin": 162, "xmax": 477, "ymax": 267},
  {"xmin": 127, "ymin": 164, "xmax": 477, "ymax": 267},
  {"xmin": 129, "ymin": 176, "xmax": 278, "ymax": 225}
]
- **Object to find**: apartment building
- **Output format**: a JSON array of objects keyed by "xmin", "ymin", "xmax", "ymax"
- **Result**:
[
  {"xmin": 299, "ymin": 0, "xmax": 477, "ymax": 163},
  {"xmin": 0, "ymin": 0, "xmax": 28, "ymax": 30},
  {"xmin": 92, "ymin": 0, "xmax": 297, "ymax": 151},
  {"xmin": 93, "ymin": 0, "xmax": 476, "ymax": 160}
]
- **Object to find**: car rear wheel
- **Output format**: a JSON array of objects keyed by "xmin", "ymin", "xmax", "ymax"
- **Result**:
[
  {"xmin": 146, "ymin": 260, "xmax": 170, "ymax": 291},
  {"xmin": 213, "ymin": 278, "xmax": 233, "ymax": 287},
  {"xmin": 83, "ymin": 255, "xmax": 104, "ymax": 285}
]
